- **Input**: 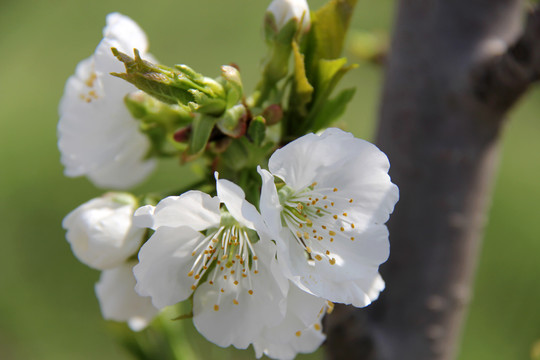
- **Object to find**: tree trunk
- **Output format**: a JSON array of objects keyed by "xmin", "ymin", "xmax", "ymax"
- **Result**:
[{"xmin": 325, "ymin": 0, "xmax": 540, "ymax": 359}]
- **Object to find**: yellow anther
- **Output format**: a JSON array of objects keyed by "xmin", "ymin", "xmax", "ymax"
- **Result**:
[
  {"xmin": 191, "ymin": 251, "xmax": 196, "ymax": 256},
  {"xmin": 340, "ymin": 227, "xmax": 345, "ymax": 232},
  {"xmin": 221, "ymin": 288, "xmax": 225, "ymax": 293},
  {"xmin": 299, "ymin": 224, "xmax": 303, "ymax": 228},
  {"xmin": 234, "ymin": 281, "xmax": 239, "ymax": 285},
  {"xmin": 297, "ymin": 231, "xmax": 303, "ymax": 238},
  {"xmin": 349, "ymin": 199, "xmax": 353, "ymax": 203},
  {"xmin": 295, "ymin": 331, "xmax": 302, "ymax": 337},
  {"xmin": 233, "ymin": 299, "xmax": 239, "ymax": 305},
  {"xmin": 220, "ymin": 266, "xmax": 224, "ymax": 271},
  {"xmin": 248, "ymin": 290, "xmax": 254, "ymax": 295},
  {"xmin": 313, "ymin": 229, "xmax": 317, "ymax": 233},
  {"xmin": 329, "ymin": 258, "xmax": 336, "ymax": 265},
  {"xmin": 330, "ymin": 238, "xmax": 334, "ymax": 242},
  {"xmin": 333, "ymin": 215, "xmax": 338, "ymax": 220},
  {"xmin": 191, "ymin": 285, "xmax": 196, "ymax": 290},
  {"xmin": 324, "ymin": 205, "xmax": 328, "ymax": 209},
  {"xmin": 204, "ymin": 250, "xmax": 209, "ymax": 255},
  {"xmin": 316, "ymin": 209, "xmax": 321, "ymax": 213},
  {"xmin": 231, "ymin": 270, "xmax": 235, "ymax": 275},
  {"xmin": 222, "ymin": 255, "xmax": 228, "ymax": 260},
  {"xmin": 318, "ymin": 236, "xmax": 323, "ymax": 241},
  {"xmin": 214, "ymin": 305, "xmax": 219, "ymax": 311},
  {"xmin": 253, "ymin": 256, "xmax": 258, "ymax": 260},
  {"xmin": 322, "ymin": 225, "xmax": 327, "ymax": 230},
  {"xmin": 303, "ymin": 232, "xmax": 310, "ymax": 239},
  {"xmin": 331, "ymin": 202, "xmax": 335, "ymax": 206},
  {"xmin": 209, "ymin": 281, "xmax": 214, "ymax": 285},
  {"xmin": 203, "ymin": 266, "xmax": 208, "ymax": 270},
  {"xmin": 351, "ymin": 223, "xmax": 355, "ymax": 229},
  {"xmin": 329, "ymin": 230, "xmax": 336, "ymax": 236},
  {"xmin": 315, "ymin": 255, "xmax": 322, "ymax": 261},
  {"xmin": 327, "ymin": 301, "xmax": 334, "ymax": 314},
  {"xmin": 194, "ymin": 274, "xmax": 200, "ymax": 280},
  {"xmin": 333, "ymin": 188, "xmax": 338, "ymax": 192},
  {"xmin": 314, "ymin": 324, "xmax": 321, "ymax": 331},
  {"xmin": 297, "ymin": 203, "xmax": 304, "ymax": 211},
  {"xmin": 254, "ymin": 270, "xmax": 259, "ymax": 274},
  {"xmin": 311, "ymin": 200, "xmax": 316, "ymax": 205},
  {"xmin": 326, "ymin": 250, "xmax": 330, "ymax": 255},
  {"xmin": 212, "ymin": 238, "xmax": 218, "ymax": 243},
  {"xmin": 306, "ymin": 247, "xmax": 312, "ymax": 254},
  {"xmin": 323, "ymin": 196, "xmax": 327, "ymax": 200},
  {"xmin": 224, "ymin": 275, "xmax": 228, "ymax": 280},
  {"xmin": 242, "ymin": 274, "xmax": 247, "ymax": 278},
  {"xmin": 306, "ymin": 219, "xmax": 313, "ymax": 226},
  {"xmin": 311, "ymin": 182, "xmax": 318, "ymax": 187},
  {"xmin": 188, "ymin": 271, "xmax": 194, "ymax": 277},
  {"xmin": 343, "ymin": 212, "xmax": 348, "ymax": 217},
  {"xmin": 350, "ymin": 237, "xmax": 355, "ymax": 241}
]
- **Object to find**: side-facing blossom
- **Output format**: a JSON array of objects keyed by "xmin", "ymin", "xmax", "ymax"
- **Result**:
[
  {"xmin": 133, "ymin": 175, "xmax": 289, "ymax": 350},
  {"xmin": 266, "ymin": 0, "xmax": 311, "ymax": 33},
  {"xmin": 62, "ymin": 192, "xmax": 145, "ymax": 270},
  {"xmin": 259, "ymin": 128, "xmax": 399, "ymax": 307},
  {"xmin": 58, "ymin": 12, "xmax": 155, "ymax": 189},
  {"xmin": 95, "ymin": 261, "xmax": 158, "ymax": 331}
]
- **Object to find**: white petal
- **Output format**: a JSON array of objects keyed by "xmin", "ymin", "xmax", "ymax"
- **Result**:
[
  {"xmin": 95, "ymin": 261, "xmax": 158, "ymax": 331},
  {"xmin": 192, "ymin": 241, "xmax": 287, "ymax": 349},
  {"xmin": 253, "ymin": 285, "xmax": 326, "ymax": 360},
  {"xmin": 133, "ymin": 226, "xmax": 205, "ymax": 309},
  {"xmin": 215, "ymin": 174, "xmax": 267, "ymax": 234},
  {"xmin": 134, "ymin": 191, "xmax": 221, "ymax": 231},
  {"xmin": 258, "ymin": 167, "xmax": 283, "ymax": 240},
  {"xmin": 63, "ymin": 194, "xmax": 144, "ymax": 270}
]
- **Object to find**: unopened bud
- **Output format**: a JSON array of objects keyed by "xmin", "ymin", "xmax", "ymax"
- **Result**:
[{"xmin": 266, "ymin": 0, "xmax": 311, "ymax": 34}]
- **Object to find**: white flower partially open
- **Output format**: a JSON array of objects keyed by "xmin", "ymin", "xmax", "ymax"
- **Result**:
[
  {"xmin": 63, "ymin": 193, "xmax": 145, "ymax": 270},
  {"xmin": 266, "ymin": 0, "xmax": 311, "ymax": 33},
  {"xmin": 259, "ymin": 128, "xmax": 399, "ymax": 307},
  {"xmin": 95, "ymin": 261, "xmax": 158, "ymax": 331},
  {"xmin": 58, "ymin": 12, "xmax": 155, "ymax": 189},
  {"xmin": 133, "ymin": 176, "xmax": 289, "ymax": 350}
]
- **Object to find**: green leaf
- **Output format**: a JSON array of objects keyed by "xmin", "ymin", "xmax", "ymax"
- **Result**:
[
  {"xmin": 290, "ymin": 41, "xmax": 314, "ymax": 116},
  {"xmin": 304, "ymin": 0, "xmax": 358, "ymax": 81},
  {"xmin": 310, "ymin": 87, "xmax": 356, "ymax": 132},
  {"xmin": 188, "ymin": 114, "xmax": 217, "ymax": 155},
  {"xmin": 300, "ymin": 58, "xmax": 357, "ymax": 132}
]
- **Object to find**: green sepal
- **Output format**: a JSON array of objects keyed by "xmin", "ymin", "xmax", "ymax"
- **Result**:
[
  {"xmin": 216, "ymin": 104, "xmax": 247, "ymax": 138},
  {"xmin": 188, "ymin": 114, "xmax": 217, "ymax": 155},
  {"xmin": 290, "ymin": 41, "xmax": 314, "ymax": 116},
  {"xmin": 310, "ymin": 87, "xmax": 356, "ymax": 132},
  {"xmin": 304, "ymin": 0, "xmax": 358, "ymax": 80},
  {"xmin": 247, "ymin": 116, "xmax": 267, "ymax": 146}
]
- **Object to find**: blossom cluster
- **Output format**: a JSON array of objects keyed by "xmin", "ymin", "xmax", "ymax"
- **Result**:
[{"xmin": 59, "ymin": 2, "xmax": 398, "ymax": 360}]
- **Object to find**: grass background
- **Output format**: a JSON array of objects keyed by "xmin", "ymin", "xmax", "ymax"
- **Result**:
[{"xmin": 0, "ymin": 0, "xmax": 538, "ymax": 359}]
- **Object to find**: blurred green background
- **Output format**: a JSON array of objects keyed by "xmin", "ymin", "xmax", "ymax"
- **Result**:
[{"xmin": 1, "ymin": 0, "xmax": 539, "ymax": 359}]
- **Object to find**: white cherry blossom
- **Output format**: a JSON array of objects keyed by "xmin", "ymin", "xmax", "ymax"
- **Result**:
[
  {"xmin": 259, "ymin": 128, "xmax": 399, "ymax": 307},
  {"xmin": 95, "ymin": 261, "xmax": 158, "ymax": 331},
  {"xmin": 62, "ymin": 192, "xmax": 145, "ymax": 270},
  {"xmin": 58, "ymin": 12, "xmax": 155, "ymax": 189},
  {"xmin": 133, "ymin": 175, "xmax": 289, "ymax": 350},
  {"xmin": 267, "ymin": 0, "xmax": 311, "ymax": 33}
]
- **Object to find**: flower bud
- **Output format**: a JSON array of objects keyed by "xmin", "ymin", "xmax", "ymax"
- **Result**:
[
  {"xmin": 63, "ymin": 193, "xmax": 145, "ymax": 270},
  {"xmin": 266, "ymin": 0, "xmax": 311, "ymax": 33}
]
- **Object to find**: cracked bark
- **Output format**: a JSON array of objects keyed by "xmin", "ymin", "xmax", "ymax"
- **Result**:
[{"xmin": 325, "ymin": 1, "xmax": 540, "ymax": 359}]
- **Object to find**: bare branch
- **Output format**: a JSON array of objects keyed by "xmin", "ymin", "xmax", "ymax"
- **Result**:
[{"xmin": 472, "ymin": 6, "xmax": 540, "ymax": 112}]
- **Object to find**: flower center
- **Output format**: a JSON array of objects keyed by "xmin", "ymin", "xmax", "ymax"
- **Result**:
[
  {"xmin": 187, "ymin": 219, "xmax": 259, "ymax": 310},
  {"xmin": 279, "ymin": 182, "xmax": 357, "ymax": 266}
]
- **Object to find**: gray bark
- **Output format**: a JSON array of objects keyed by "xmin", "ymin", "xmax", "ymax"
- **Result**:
[{"xmin": 325, "ymin": 1, "xmax": 540, "ymax": 359}]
